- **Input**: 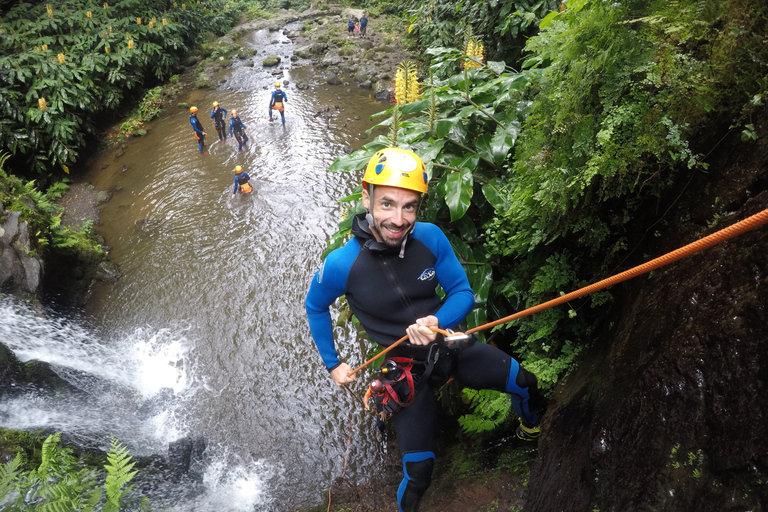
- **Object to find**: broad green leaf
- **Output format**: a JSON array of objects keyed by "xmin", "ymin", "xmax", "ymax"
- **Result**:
[
  {"xmin": 487, "ymin": 61, "xmax": 506, "ymax": 74},
  {"xmin": 435, "ymin": 117, "xmax": 457, "ymax": 139},
  {"xmin": 444, "ymin": 165, "xmax": 474, "ymax": 221},
  {"xmin": 328, "ymin": 150, "xmax": 376, "ymax": 173},
  {"xmin": 401, "ymin": 99, "xmax": 430, "ymax": 115},
  {"xmin": 539, "ymin": 10, "xmax": 560, "ymax": 28},
  {"xmin": 482, "ymin": 177, "xmax": 512, "ymax": 211}
]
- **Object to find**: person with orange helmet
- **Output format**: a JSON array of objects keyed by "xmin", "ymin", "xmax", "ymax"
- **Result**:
[
  {"xmin": 305, "ymin": 148, "xmax": 545, "ymax": 512},
  {"xmin": 189, "ymin": 106, "xmax": 207, "ymax": 154},
  {"xmin": 231, "ymin": 165, "xmax": 252, "ymax": 198},
  {"xmin": 210, "ymin": 101, "xmax": 228, "ymax": 142},
  {"xmin": 268, "ymin": 83, "xmax": 287, "ymax": 125}
]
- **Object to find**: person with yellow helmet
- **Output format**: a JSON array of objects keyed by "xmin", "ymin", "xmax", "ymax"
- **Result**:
[
  {"xmin": 228, "ymin": 109, "xmax": 249, "ymax": 153},
  {"xmin": 306, "ymin": 148, "xmax": 545, "ymax": 512},
  {"xmin": 189, "ymin": 106, "xmax": 207, "ymax": 154},
  {"xmin": 210, "ymin": 101, "xmax": 228, "ymax": 142},
  {"xmin": 231, "ymin": 165, "xmax": 252, "ymax": 198},
  {"xmin": 268, "ymin": 82, "xmax": 287, "ymax": 125}
]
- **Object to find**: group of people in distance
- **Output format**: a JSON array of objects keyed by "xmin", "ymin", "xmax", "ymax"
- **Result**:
[
  {"xmin": 346, "ymin": 12, "xmax": 368, "ymax": 38},
  {"xmin": 187, "ymin": 83, "xmax": 288, "ymax": 198},
  {"xmin": 188, "ymin": 82, "xmax": 288, "ymax": 154}
]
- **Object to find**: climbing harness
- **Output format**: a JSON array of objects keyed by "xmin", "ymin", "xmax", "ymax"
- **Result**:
[{"xmin": 349, "ymin": 206, "xmax": 768, "ymax": 379}]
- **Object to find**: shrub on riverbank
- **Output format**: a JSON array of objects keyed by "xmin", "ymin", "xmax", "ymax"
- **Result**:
[{"xmin": 0, "ymin": 0, "xmax": 242, "ymax": 179}]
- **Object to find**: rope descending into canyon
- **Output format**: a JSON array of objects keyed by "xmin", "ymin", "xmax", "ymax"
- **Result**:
[{"xmin": 349, "ymin": 207, "xmax": 768, "ymax": 377}]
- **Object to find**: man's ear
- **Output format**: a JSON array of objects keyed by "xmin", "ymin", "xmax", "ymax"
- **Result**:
[{"xmin": 362, "ymin": 187, "xmax": 371, "ymax": 210}]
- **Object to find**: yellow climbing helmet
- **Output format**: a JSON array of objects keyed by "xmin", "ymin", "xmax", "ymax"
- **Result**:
[
  {"xmin": 274, "ymin": 82, "xmax": 281, "ymax": 88},
  {"xmin": 362, "ymin": 148, "xmax": 428, "ymax": 194},
  {"xmin": 235, "ymin": 165, "xmax": 243, "ymax": 174},
  {"xmin": 231, "ymin": 109, "xmax": 238, "ymax": 115},
  {"xmin": 189, "ymin": 106, "xmax": 198, "ymax": 113},
  {"xmin": 213, "ymin": 101, "xmax": 219, "ymax": 107}
]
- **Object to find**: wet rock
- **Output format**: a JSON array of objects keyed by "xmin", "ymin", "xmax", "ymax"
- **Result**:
[
  {"xmin": 95, "ymin": 260, "xmax": 121, "ymax": 283},
  {"xmin": 359, "ymin": 80, "xmax": 372, "ymax": 89},
  {"xmin": 262, "ymin": 55, "xmax": 281, "ymax": 67},
  {"xmin": 322, "ymin": 50, "xmax": 342, "ymax": 67},
  {"xmin": 246, "ymin": 59, "xmax": 255, "ymax": 67},
  {"xmin": 137, "ymin": 388, "xmax": 176, "ymax": 419},
  {"xmin": 326, "ymin": 74, "xmax": 342, "ymax": 86},
  {"xmin": 95, "ymin": 190, "xmax": 112, "ymax": 205},
  {"xmin": 0, "ymin": 206, "xmax": 44, "ymax": 295}
]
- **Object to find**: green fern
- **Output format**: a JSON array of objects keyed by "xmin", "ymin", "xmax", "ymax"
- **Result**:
[
  {"xmin": 0, "ymin": 454, "xmax": 22, "ymax": 499},
  {"xmin": 458, "ymin": 389, "xmax": 512, "ymax": 435},
  {"xmin": 103, "ymin": 435, "xmax": 138, "ymax": 512}
]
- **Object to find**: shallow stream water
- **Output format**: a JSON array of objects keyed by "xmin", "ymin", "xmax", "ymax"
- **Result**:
[{"xmin": 2, "ymin": 22, "xmax": 392, "ymax": 512}]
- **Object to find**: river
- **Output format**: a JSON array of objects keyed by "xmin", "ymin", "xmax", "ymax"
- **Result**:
[{"xmin": 1, "ymin": 22, "xmax": 393, "ymax": 512}]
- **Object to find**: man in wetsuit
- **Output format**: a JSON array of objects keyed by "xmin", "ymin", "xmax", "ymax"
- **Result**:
[
  {"xmin": 268, "ymin": 83, "xmax": 287, "ymax": 126},
  {"xmin": 359, "ymin": 13, "xmax": 368, "ymax": 38},
  {"xmin": 210, "ymin": 101, "xmax": 228, "ymax": 142},
  {"xmin": 189, "ymin": 106, "xmax": 207, "ymax": 154},
  {"xmin": 229, "ymin": 109, "xmax": 249, "ymax": 153},
  {"xmin": 305, "ymin": 148, "xmax": 545, "ymax": 512}
]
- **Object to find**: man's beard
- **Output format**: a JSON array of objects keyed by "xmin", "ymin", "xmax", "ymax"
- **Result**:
[{"xmin": 371, "ymin": 220, "xmax": 412, "ymax": 249}]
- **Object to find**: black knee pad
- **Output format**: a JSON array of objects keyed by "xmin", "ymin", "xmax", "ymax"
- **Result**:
[
  {"xmin": 405, "ymin": 458, "xmax": 434, "ymax": 493},
  {"xmin": 515, "ymin": 366, "xmax": 538, "ymax": 389}
]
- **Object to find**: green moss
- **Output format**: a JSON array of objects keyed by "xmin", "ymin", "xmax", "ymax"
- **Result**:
[{"xmin": 0, "ymin": 429, "xmax": 46, "ymax": 471}]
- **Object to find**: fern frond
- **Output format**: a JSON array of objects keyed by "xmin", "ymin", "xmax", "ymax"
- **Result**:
[
  {"xmin": 0, "ymin": 454, "xmax": 22, "ymax": 498},
  {"xmin": 103, "ymin": 435, "xmax": 138, "ymax": 511}
]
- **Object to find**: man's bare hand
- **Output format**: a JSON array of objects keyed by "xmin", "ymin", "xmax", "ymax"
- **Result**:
[
  {"xmin": 406, "ymin": 315, "xmax": 439, "ymax": 345},
  {"xmin": 330, "ymin": 363, "xmax": 357, "ymax": 386}
]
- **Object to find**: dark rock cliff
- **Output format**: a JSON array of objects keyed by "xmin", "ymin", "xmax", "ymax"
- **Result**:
[{"xmin": 525, "ymin": 123, "xmax": 768, "ymax": 511}]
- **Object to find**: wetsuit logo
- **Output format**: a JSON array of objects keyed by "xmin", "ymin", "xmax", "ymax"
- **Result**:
[{"xmin": 418, "ymin": 268, "xmax": 436, "ymax": 281}]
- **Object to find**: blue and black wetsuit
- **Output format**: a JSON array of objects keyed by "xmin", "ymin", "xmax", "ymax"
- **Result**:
[
  {"xmin": 229, "ymin": 116, "xmax": 249, "ymax": 152},
  {"xmin": 269, "ymin": 89, "xmax": 287, "ymax": 125},
  {"xmin": 360, "ymin": 16, "xmax": 368, "ymax": 36},
  {"xmin": 211, "ymin": 106, "xmax": 228, "ymax": 141},
  {"xmin": 232, "ymin": 171, "xmax": 251, "ymax": 195},
  {"xmin": 189, "ymin": 114, "xmax": 206, "ymax": 153},
  {"xmin": 306, "ymin": 213, "xmax": 543, "ymax": 512}
]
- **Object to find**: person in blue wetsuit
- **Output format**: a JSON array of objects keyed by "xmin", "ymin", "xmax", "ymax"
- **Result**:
[
  {"xmin": 189, "ymin": 106, "xmax": 207, "ymax": 154},
  {"xmin": 359, "ymin": 13, "xmax": 368, "ymax": 38},
  {"xmin": 346, "ymin": 15, "xmax": 355, "ymax": 38},
  {"xmin": 305, "ymin": 148, "xmax": 545, "ymax": 512},
  {"xmin": 231, "ymin": 165, "xmax": 252, "ymax": 198},
  {"xmin": 229, "ymin": 109, "xmax": 249, "ymax": 152},
  {"xmin": 268, "ymin": 83, "xmax": 287, "ymax": 125},
  {"xmin": 210, "ymin": 101, "xmax": 228, "ymax": 141}
]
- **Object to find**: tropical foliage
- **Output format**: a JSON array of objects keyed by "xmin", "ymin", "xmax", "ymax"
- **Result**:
[
  {"xmin": 327, "ymin": 0, "xmax": 768, "ymax": 432},
  {"xmin": 0, "ymin": 433, "xmax": 152, "ymax": 511},
  {"xmin": 0, "ymin": 153, "xmax": 101, "ymax": 254},
  {"xmin": 0, "ymin": 0, "xmax": 241, "ymax": 177}
]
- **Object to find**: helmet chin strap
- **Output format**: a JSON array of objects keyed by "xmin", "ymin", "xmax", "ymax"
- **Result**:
[{"xmin": 365, "ymin": 184, "xmax": 375, "ymax": 227}]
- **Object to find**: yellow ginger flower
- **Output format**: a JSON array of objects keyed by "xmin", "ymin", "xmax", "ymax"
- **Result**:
[
  {"xmin": 38, "ymin": 97, "xmax": 47, "ymax": 111},
  {"xmin": 136, "ymin": 17, "xmax": 141, "ymax": 24},
  {"xmin": 394, "ymin": 61, "xmax": 420, "ymax": 105},
  {"xmin": 151, "ymin": 16, "xmax": 156, "ymax": 22},
  {"xmin": 86, "ymin": 10, "xmax": 92, "ymax": 19},
  {"xmin": 46, "ymin": 4, "xmax": 53, "ymax": 16},
  {"xmin": 41, "ymin": 44, "xmax": 48, "ymax": 50},
  {"xmin": 148, "ymin": 21, "xmax": 154, "ymax": 28},
  {"xmin": 57, "ymin": 52, "xmax": 65, "ymax": 63},
  {"xmin": 127, "ymin": 39, "xmax": 134, "ymax": 49},
  {"xmin": 105, "ymin": 46, "xmax": 110, "ymax": 53},
  {"xmin": 162, "ymin": 18, "xmax": 167, "ymax": 25},
  {"xmin": 463, "ymin": 37, "xmax": 484, "ymax": 68},
  {"xmin": 62, "ymin": 164, "xmax": 70, "ymax": 174},
  {"xmin": 103, "ymin": 2, "xmax": 108, "ymax": 8},
  {"xmin": 182, "ymin": 3, "xmax": 186, "ymax": 9},
  {"xmin": 173, "ymin": 2, "xmax": 177, "ymax": 6}
]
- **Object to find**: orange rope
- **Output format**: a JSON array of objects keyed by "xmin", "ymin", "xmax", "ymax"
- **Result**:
[{"xmin": 349, "ymin": 208, "xmax": 768, "ymax": 376}]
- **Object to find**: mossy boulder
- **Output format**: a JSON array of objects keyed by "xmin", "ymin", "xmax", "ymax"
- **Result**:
[{"xmin": 262, "ymin": 55, "xmax": 281, "ymax": 67}]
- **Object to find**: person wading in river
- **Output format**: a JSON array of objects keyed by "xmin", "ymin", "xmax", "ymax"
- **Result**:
[
  {"xmin": 189, "ymin": 106, "xmax": 207, "ymax": 154},
  {"xmin": 305, "ymin": 148, "xmax": 545, "ymax": 512},
  {"xmin": 268, "ymin": 83, "xmax": 287, "ymax": 126},
  {"xmin": 229, "ymin": 110, "xmax": 249, "ymax": 153},
  {"xmin": 231, "ymin": 165, "xmax": 252, "ymax": 198},
  {"xmin": 211, "ymin": 101, "xmax": 228, "ymax": 142}
]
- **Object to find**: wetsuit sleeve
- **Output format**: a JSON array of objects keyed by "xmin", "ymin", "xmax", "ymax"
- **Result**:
[
  {"xmin": 221, "ymin": 108, "xmax": 227, "ymax": 118},
  {"xmin": 282, "ymin": 91, "xmax": 287, "ymax": 102},
  {"xmin": 233, "ymin": 175, "xmax": 239, "ymax": 195},
  {"xmin": 415, "ymin": 223, "xmax": 474, "ymax": 329},
  {"xmin": 305, "ymin": 243, "xmax": 357, "ymax": 370},
  {"xmin": 229, "ymin": 119, "xmax": 234, "ymax": 136},
  {"xmin": 269, "ymin": 91, "xmax": 275, "ymax": 108},
  {"xmin": 210, "ymin": 108, "xmax": 216, "ymax": 119},
  {"xmin": 190, "ymin": 117, "xmax": 203, "ymax": 136}
]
